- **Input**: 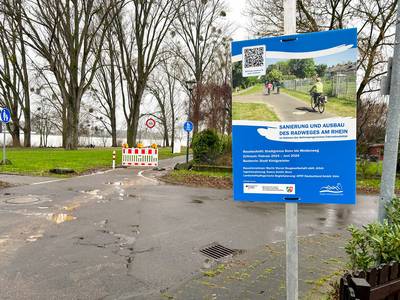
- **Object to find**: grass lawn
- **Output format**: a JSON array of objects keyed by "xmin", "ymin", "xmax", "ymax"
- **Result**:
[
  {"xmin": 233, "ymin": 84, "xmax": 264, "ymax": 96},
  {"xmin": 165, "ymin": 167, "xmax": 400, "ymax": 195},
  {"xmin": 162, "ymin": 169, "xmax": 232, "ymax": 189},
  {"xmin": 233, "ymin": 102, "xmax": 280, "ymax": 121},
  {"xmin": 0, "ymin": 147, "xmax": 183, "ymax": 176},
  {"xmin": 357, "ymin": 178, "xmax": 400, "ymax": 194},
  {"xmin": 281, "ymin": 88, "xmax": 356, "ymax": 118}
]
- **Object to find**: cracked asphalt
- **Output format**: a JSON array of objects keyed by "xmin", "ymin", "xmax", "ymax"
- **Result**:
[{"xmin": 0, "ymin": 156, "xmax": 378, "ymax": 299}]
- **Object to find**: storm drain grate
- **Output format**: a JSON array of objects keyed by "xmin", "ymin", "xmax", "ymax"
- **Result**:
[{"xmin": 200, "ymin": 243, "xmax": 236, "ymax": 260}]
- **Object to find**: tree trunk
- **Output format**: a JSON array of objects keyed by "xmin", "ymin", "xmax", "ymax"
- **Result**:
[
  {"xmin": 171, "ymin": 118, "xmax": 175, "ymax": 152},
  {"xmin": 10, "ymin": 124, "xmax": 21, "ymax": 147},
  {"xmin": 163, "ymin": 119, "xmax": 169, "ymax": 147},
  {"xmin": 126, "ymin": 88, "xmax": 144, "ymax": 146},
  {"xmin": 64, "ymin": 101, "xmax": 80, "ymax": 150},
  {"xmin": 62, "ymin": 98, "xmax": 68, "ymax": 148},
  {"xmin": 111, "ymin": 113, "xmax": 117, "ymax": 147},
  {"xmin": 126, "ymin": 123, "xmax": 135, "ymax": 147},
  {"xmin": 23, "ymin": 115, "xmax": 31, "ymax": 147}
]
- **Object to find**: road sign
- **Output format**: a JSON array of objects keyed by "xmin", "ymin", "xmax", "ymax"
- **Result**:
[
  {"xmin": 183, "ymin": 121, "xmax": 193, "ymax": 132},
  {"xmin": 145, "ymin": 118, "xmax": 156, "ymax": 129},
  {"xmin": 0, "ymin": 108, "xmax": 11, "ymax": 123},
  {"xmin": 231, "ymin": 28, "xmax": 357, "ymax": 205}
]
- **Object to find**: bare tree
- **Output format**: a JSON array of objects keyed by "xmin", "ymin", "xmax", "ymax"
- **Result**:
[
  {"xmin": 114, "ymin": 0, "xmax": 183, "ymax": 146},
  {"xmin": 172, "ymin": 0, "xmax": 229, "ymax": 134},
  {"xmin": 32, "ymin": 97, "xmax": 55, "ymax": 147},
  {"xmin": 147, "ymin": 76, "xmax": 170, "ymax": 147},
  {"xmin": 91, "ymin": 18, "xmax": 120, "ymax": 147},
  {"xmin": 357, "ymin": 98, "xmax": 387, "ymax": 153},
  {"xmin": 2, "ymin": 0, "xmax": 125, "ymax": 149},
  {"xmin": 245, "ymin": 0, "xmax": 397, "ymax": 102},
  {"xmin": 355, "ymin": 0, "xmax": 398, "ymax": 100},
  {"xmin": 245, "ymin": 0, "xmax": 352, "ymax": 36},
  {"xmin": 0, "ymin": 0, "xmax": 31, "ymax": 147}
]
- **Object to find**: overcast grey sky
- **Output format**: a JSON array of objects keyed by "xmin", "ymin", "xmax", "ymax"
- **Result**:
[{"xmin": 227, "ymin": 0, "xmax": 249, "ymax": 41}]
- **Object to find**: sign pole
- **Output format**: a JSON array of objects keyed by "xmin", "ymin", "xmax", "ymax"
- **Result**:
[
  {"xmin": 186, "ymin": 130, "xmax": 189, "ymax": 164},
  {"xmin": 2, "ymin": 122, "xmax": 5, "ymax": 164},
  {"xmin": 284, "ymin": 1, "xmax": 298, "ymax": 299},
  {"xmin": 379, "ymin": 3, "xmax": 400, "ymax": 222}
]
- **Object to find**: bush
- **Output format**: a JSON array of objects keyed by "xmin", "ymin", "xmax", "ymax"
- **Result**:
[
  {"xmin": 345, "ymin": 198, "xmax": 400, "ymax": 271},
  {"xmin": 174, "ymin": 162, "xmax": 193, "ymax": 170},
  {"xmin": 192, "ymin": 129, "xmax": 221, "ymax": 164},
  {"xmin": 220, "ymin": 134, "xmax": 232, "ymax": 155}
]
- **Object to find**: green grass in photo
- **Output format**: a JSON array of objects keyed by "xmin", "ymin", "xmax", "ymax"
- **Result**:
[
  {"xmin": 170, "ymin": 169, "xmax": 232, "ymax": 179},
  {"xmin": 357, "ymin": 178, "xmax": 400, "ymax": 192},
  {"xmin": 281, "ymin": 88, "xmax": 356, "ymax": 118},
  {"xmin": 0, "ymin": 147, "xmax": 183, "ymax": 176},
  {"xmin": 233, "ymin": 102, "xmax": 280, "ymax": 121},
  {"xmin": 233, "ymin": 84, "xmax": 264, "ymax": 96}
]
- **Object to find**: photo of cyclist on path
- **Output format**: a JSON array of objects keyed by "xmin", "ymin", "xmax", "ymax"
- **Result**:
[
  {"xmin": 309, "ymin": 77, "xmax": 324, "ymax": 105},
  {"xmin": 232, "ymin": 52, "xmax": 357, "ymax": 122}
]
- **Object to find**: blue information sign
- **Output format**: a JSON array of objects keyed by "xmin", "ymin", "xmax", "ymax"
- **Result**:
[
  {"xmin": 183, "ymin": 121, "xmax": 193, "ymax": 133},
  {"xmin": 231, "ymin": 29, "xmax": 357, "ymax": 205},
  {"xmin": 0, "ymin": 108, "xmax": 11, "ymax": 123}
]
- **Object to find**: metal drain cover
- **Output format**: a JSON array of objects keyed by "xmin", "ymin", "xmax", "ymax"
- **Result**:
[
  {"xmin": 200, "ymin": 243, "xmax": 236, "ymax": 260},
  {"xmin": 5, "ymin": 196, "xmax": 42, "ymax": 205}
]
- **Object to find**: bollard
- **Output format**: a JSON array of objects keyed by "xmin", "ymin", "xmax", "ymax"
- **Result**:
[{"xmin": 112, "ymin": 150, "xmax": 116, "ymax": 169}]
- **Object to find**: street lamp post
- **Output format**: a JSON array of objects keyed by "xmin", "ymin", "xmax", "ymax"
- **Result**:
[{"xmin": 185, "ymin": 80, "xmax": 196, "ymax": 164}]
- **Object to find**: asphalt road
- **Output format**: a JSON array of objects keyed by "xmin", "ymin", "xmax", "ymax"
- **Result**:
[
  {"xmin": 234, "ymin": 91, "xmax": 335, "ymax": 121},
  {"xmin": 0, "ymin": 157, "xmax": 377, "ymax": 299}
]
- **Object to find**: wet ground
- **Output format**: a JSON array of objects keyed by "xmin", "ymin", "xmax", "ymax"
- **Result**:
[{"xmin": 0, "ymin": 156, "xmax": 377, "ymax": 299}]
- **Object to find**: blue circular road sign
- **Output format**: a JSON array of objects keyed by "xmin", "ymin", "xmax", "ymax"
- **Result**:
[
  {"xmin": 0, "ymin": 108, "xmax": 11, "ymax": 123},
  {"xmin": 183, "ymin": 121, "xmax": 193, "ymax": 132}
]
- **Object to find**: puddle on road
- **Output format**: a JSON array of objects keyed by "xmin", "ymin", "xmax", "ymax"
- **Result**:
[
  {"xmin": 48, "ymin": 213, "xmax": 76, "ymax": 224},
  {"xmin": 63, "ymin": 203, "xmax": 80, "ymax": 211},
  {"xmin": 191, "ymin": 199, "xmax": 204, "ymax": 204},
  {"xmin": 81, "ymin": 189, "xmax": 101, "ymax": 195},
  {"xmin": 26, "ymin": 234, "xmax": 43, "ymax": 242},
  {"xmin": 114, "ymin": 233, "xmax": 136, "ymax": 246},
  {"xmin": 317, "ymin": 208, "xmax": 351, "ymax": 228},
  {"xmin": 105, "ymin": 182, "xmax": 124, "ymax": 186}
]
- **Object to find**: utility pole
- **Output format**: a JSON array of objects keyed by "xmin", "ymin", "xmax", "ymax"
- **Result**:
[
  {"xmin": 284, "ymin": 0, "xmax": 298, "ymax": 299},
  {"xmin": 379, "ymin": 3, "xmax": 400, "ymax": 222}
]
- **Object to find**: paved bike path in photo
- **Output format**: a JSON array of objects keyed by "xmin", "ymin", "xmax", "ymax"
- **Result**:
[{"xmin": 234, "ymin": 91, "xmax": 336, "ymax": 121}]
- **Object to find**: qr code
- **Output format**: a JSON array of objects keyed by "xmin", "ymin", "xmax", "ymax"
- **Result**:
[{"xmin": 243, "ymin": 46, "xmax": 265, "ymax": 68}]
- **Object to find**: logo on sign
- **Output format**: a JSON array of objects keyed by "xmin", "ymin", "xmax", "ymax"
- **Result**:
[
  {"xmin": 320, "ymin": 183, "xmax": 344, "ymax": 195},
  {"xmin": 286, "ymin": 186, "xmax": 294, "ymax": 193}
]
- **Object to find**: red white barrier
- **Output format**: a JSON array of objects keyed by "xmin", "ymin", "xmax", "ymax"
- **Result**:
[{"xmin": 122, "ymin": 148, "xmax": 158, "ymax": 167}]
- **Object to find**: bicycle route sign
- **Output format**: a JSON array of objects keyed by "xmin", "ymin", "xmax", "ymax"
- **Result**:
[
  {"xmin": 231, "ymin": 29, "xmax": 357, "ymax": 205},
  {"xmin": 183, "ymin": 121, "xmax": 193, "ymax": 133},
  {"xmin": 0, "ymin": 108, "xmax": 11, "ymax": 123}
]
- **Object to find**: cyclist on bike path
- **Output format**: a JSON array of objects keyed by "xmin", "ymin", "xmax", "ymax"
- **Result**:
[{"xmin": 309, "ymin": 77, "xmax": 324, "ymax": 104}]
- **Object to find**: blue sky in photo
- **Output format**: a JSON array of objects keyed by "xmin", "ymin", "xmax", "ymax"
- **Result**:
[{"xmin": 266, "ymin": 48, "xmax": 357, "ymax": 67}]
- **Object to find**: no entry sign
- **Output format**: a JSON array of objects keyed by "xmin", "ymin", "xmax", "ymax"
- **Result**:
[{"xmin": 145, "ymin": 118, "xmax": 156, "ymax": 129}]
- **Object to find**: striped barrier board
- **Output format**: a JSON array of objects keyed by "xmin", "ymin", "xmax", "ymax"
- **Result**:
[{"xmin": 122, "ymin": 148, "xmax": 158, "ymax": 167}]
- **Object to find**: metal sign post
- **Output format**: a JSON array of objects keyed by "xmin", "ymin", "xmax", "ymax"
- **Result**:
[
  {"xmin": 284, "ymin": 1, "xmax": 298, "ymax": 299},
  {"xmin": 2, "ymin": 122, "xmax": 5, "ymax": 164},
  {"xmin": 379, "ymin": 4, "xmax": 400, "ymax": 222},
  {"xmin": 183, "ymin": 121, "xmax": 193, "ymax": 164}
]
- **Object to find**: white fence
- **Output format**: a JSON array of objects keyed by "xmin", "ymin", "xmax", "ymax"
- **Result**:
[
  {"xmin": 122, "ymin": 148, "xmax": 158, "ymax": 167},
  {"xmin": 283, "ymin": 73, "xmax": 356, "ymax": 100}
]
